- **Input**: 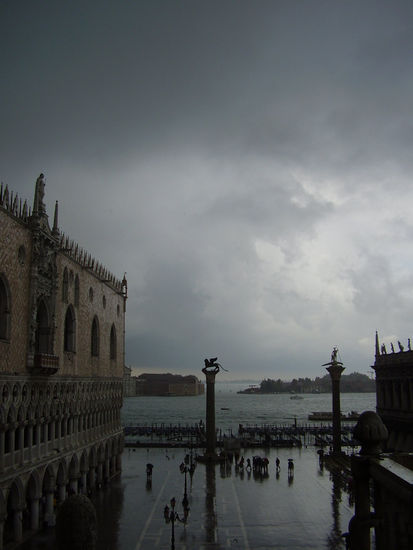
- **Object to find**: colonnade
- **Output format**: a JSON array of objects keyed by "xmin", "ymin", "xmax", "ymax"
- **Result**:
[
  {"xmin": 0, "ymin": 378, "xmax": 124, "ymax": 549},
  {"xmin": 376, "ymin": 378, "xmax": 413, "ymax": 412},
  {"xmin": 0, "ymin": 436, "xmax": 123, "ymax": 549}
]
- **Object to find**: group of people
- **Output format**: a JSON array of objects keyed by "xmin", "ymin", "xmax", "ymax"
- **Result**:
[
  {"xmin": 233, "ymin": 454, "xmax": 293, "ymax": 477},
  {"xmin": 145, "ymin": 451, "xmax": 295, "ymax": 489}
]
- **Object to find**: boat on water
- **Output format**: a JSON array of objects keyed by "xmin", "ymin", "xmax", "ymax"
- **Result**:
[
  {"xmin": 290, "ymin": 395, "xmax": 304, "ymax": 400},
  {"xmin": 237, "ymin": 385, "xmax": 261, "ymax": 394},
  {"xmin": 308, "ymin": 411, "xmax": 360, "ymax": 421}
]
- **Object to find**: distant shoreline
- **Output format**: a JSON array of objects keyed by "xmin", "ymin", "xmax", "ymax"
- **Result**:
[{"xmin": 236, "ymin": 390, "xmax": 375, "ymax": 394}]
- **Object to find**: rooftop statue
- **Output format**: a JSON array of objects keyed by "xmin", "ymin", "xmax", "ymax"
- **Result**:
[{"xmin": 35, "ymin": 173, "xmax": 46, "ymax": 214}]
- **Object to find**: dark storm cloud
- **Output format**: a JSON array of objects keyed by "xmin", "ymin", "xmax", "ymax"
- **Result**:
[{"xmin": 2, "ymin": 1, "xmax": 413, "ymax": 378}]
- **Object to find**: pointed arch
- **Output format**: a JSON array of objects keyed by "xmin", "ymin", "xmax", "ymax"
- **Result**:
[
  {"xmin": 26, "ymin": 470, "xmax": 41, "ymax": 500},
  {"xmin": 0, "ymin": 273, "xmax": 11, "ymax": 340},
  {"xmin": 42, "ymin": 464, "xmax": 56, "ymax": 493},
  {"xmin": 56, "ymin": 461, "xmax": 68, "ymax": 486},
  {"xmin": 89, "ymin": 446, "xmax": 97, "ymax": 468},
  {"xmin": 91, "ymin": 316, "xmax": 99, "ymax": 357},
  {"xmin": 110, "ymin": 324, "xmax": 117, "ymax": 360},
  {"xmin": 80, "ymin": 450, "xmax": 88, "ymax": 473},
  {"xmin": 64, "ymin": 305, "xmax": 76, "ymax": 352},
  {"xmin": 7, "ymin": 477, "xmax": 25, "ymax": 510},
  {"xmin": 69, "ymin": 454, "xmax": 80, "ymax": 479}
]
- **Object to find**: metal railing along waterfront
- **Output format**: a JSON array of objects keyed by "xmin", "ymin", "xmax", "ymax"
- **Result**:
[{"xmin": 123, "ymin": 421, "xmax": 359, "ymax": 449}]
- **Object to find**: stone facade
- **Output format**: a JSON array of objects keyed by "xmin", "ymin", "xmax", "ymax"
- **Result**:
[
  {"xmin": 0, "ymin": 176, "xmax": 127, "ymax": 548},
  {"xmin": 123, "ymin": 366, "xmax": 138, "ymax": 397},
  {"xmin": 373, "ymin": 332, "xmax": 413, "ymax": 451}
]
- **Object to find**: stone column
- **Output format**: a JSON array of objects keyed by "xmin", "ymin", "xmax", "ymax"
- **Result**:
[
  {"xmin": 69, "ymin": 477, "xmax": 78, "ymax": 495},
  {"xmin": 89, "ymin": 468, "xmax": 96, "ymax": 492},
  {"xmin": 104, "ymin": 458, "xmax": 110, "ymax": 483},
  {"xmin": 58, "ymin": 483, "xmax": 66, "ymax": 503},
  {"xmin": 324, "ymin": 349, "xmax": 345, "ymax": 455},
  {"xmin": 110, "ymin": 456, "xmax": 116, "ymax": 477},
  {"xmin": 45, "ymin": 491, "xmax": 54, "ymax": 526},
  {"xmin": 0, "ymin": 517, "xmax": 4, "ymax": 550},
  {"xmin": 28, "ymin": 424, "xmax": 34, "ymax": 462},
  {"xmin": 0, "ymin": 430, "xmax": 4, "ymax": 473},
  {"xmin": 202, "ymin": 360, "xmax": 220, "ymax": 458},
  {"xmin": 116, "ymin": 453, "xmax": 122, "ymax": 473},
  {"xmin": 10, "ymin": 425, "xmax": 16, "ymax": 455},
  {"xmin": 30, "ymin": 497, "xmax": 40, "ymax": 530},
  {"xmin": 97, "ymin": 463, "xmax": 103, "ymax": 487},
  {"xmin": 18, "ymin": 426, "xmax": 24, "ymax": 465},
  {"xmin": 38, "ymin": 423, "xmax": 42, "ymax": 459},
  {"xmin": 73, "ymin": 415, "xmax": 78, "ymax": 446},
  {"xmin": 80, "ymin": 471, "xmax": 87, "ymax": 495},
  {"xmin": 13, "ymin": 509, "xmax": 23, "ymax": 542},
  {"xmin": 56, "ymin": 419, "xmax": 61, "ymax": 447}
]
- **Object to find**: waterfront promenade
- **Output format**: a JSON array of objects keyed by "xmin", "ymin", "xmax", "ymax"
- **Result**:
[{"xmin": 18, "ymin": 446, "xmax": 353, "ymax": 550}]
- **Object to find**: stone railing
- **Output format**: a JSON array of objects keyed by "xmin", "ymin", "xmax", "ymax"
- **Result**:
[{"xmin": 32, "ymin": 353, "xmax": 59, "ymax": 375}]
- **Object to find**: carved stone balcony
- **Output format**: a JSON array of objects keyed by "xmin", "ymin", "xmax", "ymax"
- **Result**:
[{"xmin": 32, "ymin": 353, "xmax": 59, "ymax": 375}]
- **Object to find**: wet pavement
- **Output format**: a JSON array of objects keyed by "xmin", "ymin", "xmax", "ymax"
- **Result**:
[{"xmin": 18, "ymin": 446, "xmax": 354, "ymax": 550}]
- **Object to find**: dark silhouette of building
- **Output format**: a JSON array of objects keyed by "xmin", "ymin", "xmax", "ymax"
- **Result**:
[
  {"xmin": 136, "ymin": 373, "xmax": 204, "ymax": 396},
  {"xmin": 0, "ymin": 176, "xmax": 126, "ymax": 548},
  {"xmin": 373, "ymin": 331, "xmax": 413, "ymax": 451}
]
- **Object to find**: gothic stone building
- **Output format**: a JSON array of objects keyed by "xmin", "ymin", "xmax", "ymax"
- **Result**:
[
  {"xmin": 0, "ymin": 175, "xmax": 127, "ymax": 548},
  {"xmin": 374, "ymin": 332, "xmax": 413, "ymax": 451}
]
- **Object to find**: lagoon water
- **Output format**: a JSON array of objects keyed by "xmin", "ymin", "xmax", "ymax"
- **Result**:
[{"xmin": 121, "ymin": 383, "xmax": 376, "ymax": 432}]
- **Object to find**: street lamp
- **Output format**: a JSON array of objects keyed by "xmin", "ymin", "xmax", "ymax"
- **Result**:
[
  {"xmin": 181, "ymin": 465, "xmax": 188, "ymax": 509},
  {"xmin": 163, "ymin": 496, "xmax": 189, "ymax": 550}
]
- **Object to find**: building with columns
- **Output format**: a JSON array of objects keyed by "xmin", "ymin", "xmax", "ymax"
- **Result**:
[
  {"xmin": 0, "ymin": 176, "xmax": 127, "ymax": 548},
  {"xmin": 374, "ymin": 332, "xmax": 413, "ymax": 451}
]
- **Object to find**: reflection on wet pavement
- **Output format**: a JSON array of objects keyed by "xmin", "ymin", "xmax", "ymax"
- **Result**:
[{"xmin": 18, "ymin": 447, "xmax": 354, "ymax": 550}]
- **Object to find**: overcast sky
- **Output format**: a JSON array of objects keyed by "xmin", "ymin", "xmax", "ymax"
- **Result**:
[{"xmin": 2, "ymin": 1, "xmax": 413, "ymax": 381}]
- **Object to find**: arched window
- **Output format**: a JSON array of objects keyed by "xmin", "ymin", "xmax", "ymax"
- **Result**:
[
  {"xmin": 35, "ymin": 300, "xmax": 50, "ymax": 353},
  {"xmin": 110, "ymin": 324, "xmax": 117, "ymax": 360},
  {"xmin": 74, "ymin": 275, "xmax": 80, "ymax": 307},
  {"xmin": 62, "ymin": 267, "xmax": 69, "ymax": 303},
  {"xmin": 0, "ymin": 274, "xmax": 11, "ymax": 340},
  {"xmin": 91, "ymin": 316, "xmax": 99, "ymax": 357},
  {"xmin": 64, "ymin": 306, "xmax": 76, "ymax": 352}
]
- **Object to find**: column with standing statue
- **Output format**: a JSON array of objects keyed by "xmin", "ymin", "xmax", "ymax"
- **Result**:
[{"xmin": 323, "ymin": 347, "xmax": 345, "ymax": 455}]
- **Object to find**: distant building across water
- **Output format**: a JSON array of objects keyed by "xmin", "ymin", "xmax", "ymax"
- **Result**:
[{"xmin": 123, "ymin": 370, "xmax": 204, "ymax": 396}]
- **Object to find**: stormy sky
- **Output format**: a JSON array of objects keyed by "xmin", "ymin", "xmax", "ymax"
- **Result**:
[{"xmin": 2, "ymin": 1, "xmax": 413, "ymax": 380}]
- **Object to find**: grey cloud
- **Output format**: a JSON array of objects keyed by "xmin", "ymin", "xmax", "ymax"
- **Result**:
[{"xmin": 3, "ymin": 1, "xmax": 413, "ymax": 379}]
